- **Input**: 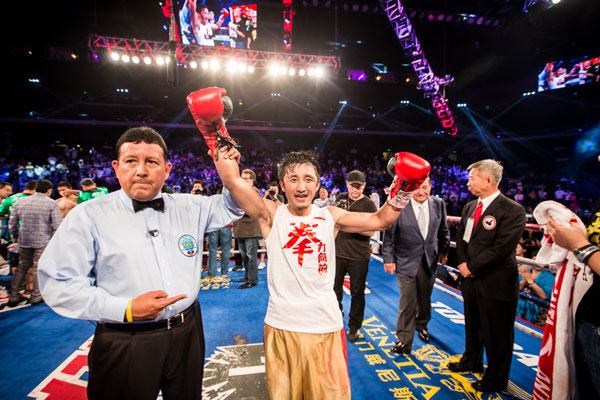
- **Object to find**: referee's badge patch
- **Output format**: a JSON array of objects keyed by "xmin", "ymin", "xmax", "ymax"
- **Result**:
[
  {"xmin": 482, "ymin": 216, "xmax": 496, "ymax": 230},
  {"xmin": 178, "ymin": 235, "xmax": 198, "ymax": 257}
]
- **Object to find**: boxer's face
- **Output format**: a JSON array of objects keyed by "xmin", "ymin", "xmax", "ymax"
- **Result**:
[
  {"xmin": 280, "ymin": 163, "xmax": 318, "ymax": 215},
  {"xmin": 113, "ymin": 141, "xmax": 172, "ymax": 202},
  {"xmin": 199, "ymin": 7, "xmax": 209, "ymax": 24},
  {"xmin": 57, "ymin": 185, "xmax": 70, "ymax": 197}
]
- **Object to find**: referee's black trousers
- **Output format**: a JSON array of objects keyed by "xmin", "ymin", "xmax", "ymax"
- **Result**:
[{"xmin": 88, "ymin": 305, "xmax": 205, "ymax": 400}]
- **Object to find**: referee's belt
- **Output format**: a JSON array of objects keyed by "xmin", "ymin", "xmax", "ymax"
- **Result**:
[{"xmin": 102, "ymin": 301, "xmax": 197, "ymax": 333}]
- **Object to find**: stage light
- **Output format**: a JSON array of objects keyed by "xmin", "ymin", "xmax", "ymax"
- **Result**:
[
  {"xmin": 315, "ymin": 67, "xmax": 325, "ymax": 77},
  {"xmin": 467, "ymin": 17, "xmax": 475, "ymax": 24},
  {"xmin": 190, "ymin": 60, "xmax": 198, "ymax": 69},
  {"xmin": 308, "ymin": 68, "xmax": 315, "ymax": 76},
  {"xmin": 226, "ymin": 60, "xmax": 237, "ymax": 72},
  {"xmin": 238, "ymin": 62, "xmax": 247, "ymax": 72},
  {"xmin": 110, "ymin": 52, "xmax": 120, "ymax": 61},
  {"xmin": 121, "ymin": 54, "xmax": 130, "ymax": 63},
  {"xmin": 361, "ymin": 4, "xmax": 369, "ymax": 13},
  {"xmin": 132, "ymin": 56, "xmax": 140, "ymax": 64},
  {"xmin": 409, "ymin": 9, "xmax": 417, "ymax": 18},
  {"xmin": 28, "ymin": 78, "xmax": 40, "ymax": 83},
  {"xmin": 289, "ymin": 68, "xmax": 296, "ymax": 76},
  {"xmin": 156, "ymin": 56, "xmax": 165, "ymax": 65},
  {"xmin": 457, "ymin": 103, "xmax": 467, "ymax": 107},
  {"xmin": 165, "ymin": 57, "xmax": 171, "ymax": 64},
  {"xmin": 269, "ymin": 64, "xmax": 280, "ymax": 75},
  {"xmin": 552, "ymin": 0, "xmax": 561, "ymax": 3},
  {"xmin": 279, "ymin": 66, "xmax": 288, "ymax": 75},
  {"xmin": 247, "ymin": 65, "xmax": 255, "ymax": 73},
  {"xmin": 400, "ymin": 100, "xmax": 410, "ymax": 104},
  {"xmin": 143, "ymin": 56, "xmax": 152, "ymax": 65},
  {"xmin": 437, "ymin": 13, "xmax": 445, "ymax": 21},
  {"xmin": 427, "ymin": 13, "xmax": 435, "ymax": 21},
  {"xmin": 201, "ymin": 60, "xmax": 209, "ymax": 69},
  {"xmin": 476, "ymin": 16, "xmax": 484, "ymax": 25},
  {"xmin": 445, "ymin": 15, "xmax": 453, "ymax": 22},
  {"xmin": 210, "ymin": 59, "xmax": 220, "ymax": 70},
  {"xmin": 299, "ymin": 68, "xmax": 306, "ymax": 76},
  {"xmin": 339, "ymin": 100, "xmax": 347, "ymax": 105},
  {"xmin": 352, "ymin": 4, "xmax": 359, "ymax": 12},
  {"xmin": 343, "ymin": 3, "xmax": 349, "ymax": 11}
]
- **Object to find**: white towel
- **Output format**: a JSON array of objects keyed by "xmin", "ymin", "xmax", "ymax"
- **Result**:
[{"xmin": 532, "ymin": 201, "xmax": 593, "ymax": 400}]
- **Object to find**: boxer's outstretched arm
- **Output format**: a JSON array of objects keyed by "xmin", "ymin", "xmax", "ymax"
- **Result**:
[
  {"xmin": 213, "ymin": 147, "xmax": 274, "ymax": 237},
  {"xmin": 330, "ymin": 202, "xmax": 401, "ymax": 233},
  {"xmin": 332, "ymin": 151, "xmax": 431, "ymax": 233}
]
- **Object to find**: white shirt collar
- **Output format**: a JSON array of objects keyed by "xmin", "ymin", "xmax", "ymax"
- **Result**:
[
  {"xmin": 478, "ymin": 190, "xmax": 501, "ymax": 213},
  {"xmin": 410, "ymin": 197, "xmax": 429, "ymax": 213}
]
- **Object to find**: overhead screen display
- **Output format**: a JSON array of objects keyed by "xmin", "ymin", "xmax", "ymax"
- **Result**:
[
  {"xmin": 176, "ymin": 1, "xmax": 257, "ymax": 49},
  {"xmin": 538, "ymin": 55, "xmax": 600, "ymax": 92}
]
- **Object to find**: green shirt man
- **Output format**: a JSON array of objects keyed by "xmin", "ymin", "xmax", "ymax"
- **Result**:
[{"xmin": 77, "ymin": 178, "xmax": 108, "ymax": 204}]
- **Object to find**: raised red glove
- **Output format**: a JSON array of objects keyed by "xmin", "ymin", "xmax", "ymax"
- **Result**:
[
  {"xmin": 387, "ymin": 152, "xmax": 431, "ymax": 210},
  {"xmin": 186, "ymin": 87, "xmax": 237, "ymax": 159},
  {"xmin": 221, "ymin": 8, "xmax": 230, "ymax": 18}
]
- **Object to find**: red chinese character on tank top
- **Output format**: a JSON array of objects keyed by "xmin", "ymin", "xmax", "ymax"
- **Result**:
[{"xmin": 283, "ymin": 220, "xmax": 326, "ymax": 269}]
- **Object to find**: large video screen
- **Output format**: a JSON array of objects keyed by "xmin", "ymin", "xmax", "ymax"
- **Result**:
[
  {"xmin": 538, "ymin": 55, "xmax": 600, "ymax": 92},
  {"xmin": 176, "ymin": 1, "xmax": 257, "ymax": 49}
]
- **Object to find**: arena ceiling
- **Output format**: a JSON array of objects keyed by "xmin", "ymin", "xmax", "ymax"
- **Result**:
[{"xmin": 2, "ymin": 0, "xmax": 599, "ymax": 142}]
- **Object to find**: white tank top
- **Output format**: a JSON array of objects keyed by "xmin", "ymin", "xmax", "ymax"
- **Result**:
[{"xmin": 264, "ymin": 205, "xmax": 343, "ymax": 333}]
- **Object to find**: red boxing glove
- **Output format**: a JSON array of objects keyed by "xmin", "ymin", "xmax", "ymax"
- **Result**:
[
  {"xmin": 221, "ymin": 8, "xmax": 230, "ymax": 18},
  {"xmin": 386, "ymin": 152, "xmax": 431, "ymax": 210},
  {"xmin": 186, "ymin": 87, "xmax": 237, "ymax": 159}
]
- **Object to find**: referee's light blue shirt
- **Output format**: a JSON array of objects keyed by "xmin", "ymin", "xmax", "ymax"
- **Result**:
[{"xmin": 38, "ymin": 189, "xmax": 244, "ymax": 323}]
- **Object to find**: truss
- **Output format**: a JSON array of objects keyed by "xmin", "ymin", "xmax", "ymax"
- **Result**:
[
  {"xmin": 88, "ymin": 34, "xmax": 341, "ymax": 72},
  {"xmin": 379, "ymin": 0, "xmax": 458, "ymax": 135}
]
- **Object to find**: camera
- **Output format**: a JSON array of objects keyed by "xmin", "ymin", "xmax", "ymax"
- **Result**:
[
  {"xmin": 268, "ymin": 190, "xmax": 275, "ymax": 196},
  {"xmin": 193, "ymin": 189, "xmax": 203, "ymax": 195}
]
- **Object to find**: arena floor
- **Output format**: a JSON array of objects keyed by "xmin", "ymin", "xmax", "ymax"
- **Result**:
[{"xmin": 0, "ymin": 257, "xmax": 542, "ymax": 400}]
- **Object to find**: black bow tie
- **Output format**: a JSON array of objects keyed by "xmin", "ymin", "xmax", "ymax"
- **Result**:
[{"xmin": 132, "ymin": 198, "xmax": 164, "ymax": 213}]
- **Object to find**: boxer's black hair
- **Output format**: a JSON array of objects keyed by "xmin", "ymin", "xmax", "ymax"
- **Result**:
[
  {"xmin": 116, "ymin": 127, "xmax": 168, "ymax": 162},
  {"xmin": 278, "ymin": 151, "xmax": 321, "ymax": 181},
  {"xmin": 57, "ymin": 180, "xmax": 72, "ymax": 189}
]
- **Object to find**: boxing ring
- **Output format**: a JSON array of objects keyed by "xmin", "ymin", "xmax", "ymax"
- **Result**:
[{"xmin": 0, "ymin": 214, "xmax": 545, "ymax": 400}]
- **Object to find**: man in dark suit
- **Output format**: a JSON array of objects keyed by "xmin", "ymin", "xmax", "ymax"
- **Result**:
[
  {"xmin": 382, "ymin": 177, "xmax": 450, "ymax": 354},
  {"xmin": 450, "ymin": 159, "xmax": 526, "ymax": 393}
]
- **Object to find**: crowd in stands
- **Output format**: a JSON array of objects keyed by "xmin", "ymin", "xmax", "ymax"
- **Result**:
[{"xmin": 1, "ymin": 143, "xmax": 597, "ymax": 220}]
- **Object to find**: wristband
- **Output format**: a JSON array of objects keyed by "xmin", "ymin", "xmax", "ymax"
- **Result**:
[
  {"xmin": 126, "ymin": 300, "xmax": 134, "ymax": 323},
  {"xmin": 574, "ymin": 244, "xmax": 600, "ymax": 265}
]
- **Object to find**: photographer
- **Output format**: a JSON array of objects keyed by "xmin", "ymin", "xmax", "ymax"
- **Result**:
[
  {"xmin": 190, "ymin": 180, "xmax": 207, "ymax": 196},
  {"xmin": 263, "ymin": 181, "xmax": 284, "ymax": 205}
]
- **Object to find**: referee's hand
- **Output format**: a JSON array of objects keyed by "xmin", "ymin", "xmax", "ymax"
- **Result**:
[{"xmin": 131, "ymin": 290, "xmax": 187, "ymax": 321}]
